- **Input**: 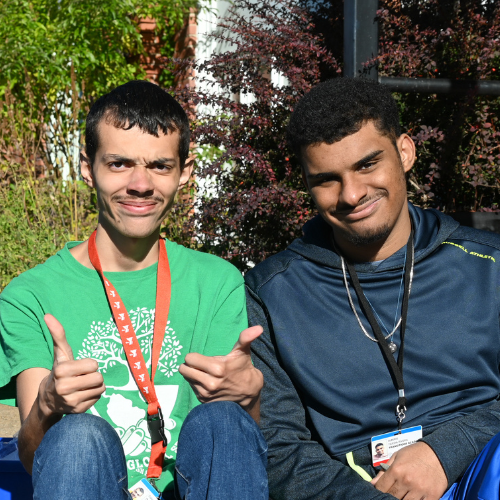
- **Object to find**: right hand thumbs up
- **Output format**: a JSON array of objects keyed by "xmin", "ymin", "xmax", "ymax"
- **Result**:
[
  {"xmin": 44, "ymin": 314, "xmax": 74, "ymax": 364},
  {"xmin": 39, "ymin": 314, "xmax": 105, "ymax": 417}
]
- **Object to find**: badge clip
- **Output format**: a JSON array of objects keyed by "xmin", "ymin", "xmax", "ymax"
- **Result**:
[{"xmin": 147, "ymin": 407, "xmax": 168, "ymax": 446}]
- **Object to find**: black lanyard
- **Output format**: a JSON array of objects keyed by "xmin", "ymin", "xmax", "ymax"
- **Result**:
[{"xmin": 343, "ymin": 230, "xmax": 414, "ymax": 430}]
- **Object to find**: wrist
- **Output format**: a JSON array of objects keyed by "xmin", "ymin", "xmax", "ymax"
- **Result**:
[
  {"xmin": 36, "ymin": 377, "xmax": 62, "ymax": 429},
  {"xmin": 243, "ymin": 394, "xmax": 261, "ymax": 423},
  {"xmin": 242, "ymin": 369, "xmax": 263, "ymax": 407}
]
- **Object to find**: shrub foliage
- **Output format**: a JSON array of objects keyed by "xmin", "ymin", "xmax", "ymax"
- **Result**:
[
  {"xmin": 378, "ymin": 0, "xmax": 500, "ymax": 212},
  {"xmin": 171, "ymin": 0, "xmax": 500, "ymax": 271},
  {"xmin": 0, "ymin": 0, "xmax": 195, "ymax": 110},
  {"xmin": 1, "ymin": 0, "xmax": 499, "ymax": 286}
]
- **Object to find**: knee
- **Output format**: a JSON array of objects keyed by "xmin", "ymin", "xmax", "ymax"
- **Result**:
[
  {"xmin": 180, "ymin": 402, "xmax": 266, "ymax": 453},
  {"xmin": 42, "ymin": 413, "xmax": 121, "ymax": 453},
  {"xmin": 33, "ymin": 414, "xmax": 128, "ymax": 495},
  {"xmin": 182, "ymin": 401, "xmax": 247, "ymax": 432}
]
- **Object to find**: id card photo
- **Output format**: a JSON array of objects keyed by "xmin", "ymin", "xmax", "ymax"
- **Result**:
[
  {"xmin": 371, "ymin": 425, "xmax": 423, "ymax": 467},
  {"xmin": 129, "ymin": 478, "xmax": 161, "ymax": 499}
]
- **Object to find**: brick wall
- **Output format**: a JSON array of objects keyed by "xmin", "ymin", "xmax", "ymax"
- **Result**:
[{"xmin": 137, "ymin": 8, "xmax": 197, "ymax": 88}]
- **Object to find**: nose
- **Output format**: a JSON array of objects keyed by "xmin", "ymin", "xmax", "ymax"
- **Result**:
[
  {"xmin": 126, "ymin": 166, "xmax": 154, "ymax": 196},
  {"xmin": 337, "ymin": 173, "xmax": 368, "ymax": 208}
]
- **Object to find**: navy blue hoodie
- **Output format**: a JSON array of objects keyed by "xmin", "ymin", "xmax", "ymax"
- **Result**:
[{"xmin": 246, "ymin": 204, "xmax": 500, "ymax": 500}]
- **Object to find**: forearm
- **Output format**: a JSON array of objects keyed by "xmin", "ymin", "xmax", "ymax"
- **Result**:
[
  {"xmin": 18, "ymin": 389, "xmax": 62, "ymax": 474},
  {"xmin": 420, "ymin": 399, "xmax": 500, "ymax": 486},
  {"xmin": 15, "ymin": 318, "xmax": 105, "ymax": 475}
]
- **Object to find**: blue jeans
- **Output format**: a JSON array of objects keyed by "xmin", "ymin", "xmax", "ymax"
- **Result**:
[
  {"xmin": 174, "ymin": 401, "xmax": 268, "ymax": 499},
  {"xmin": 32, "ymin": 402, "xmax": 268, "ymax": 500}
]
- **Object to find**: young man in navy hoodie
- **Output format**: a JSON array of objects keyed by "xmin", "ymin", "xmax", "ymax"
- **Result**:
[{"xmin": 246, "ymin": 77, "xmax": 500, "ymax": 500}]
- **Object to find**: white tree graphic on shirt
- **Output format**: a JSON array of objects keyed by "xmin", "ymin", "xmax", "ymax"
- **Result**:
[
  {"xmin": 77, "ymin": 307, "xmax": 183, "ymax": 389},
  {"xmin": 76, "ymin": 308, "xmax": 183, "ymax": 476}
]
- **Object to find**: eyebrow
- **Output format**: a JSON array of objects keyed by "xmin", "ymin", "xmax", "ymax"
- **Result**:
[
  {"xmin": 353, "ymin": 149, "xmax": 384, "ymax": 168},
  {"xmin": 306, "ymin": 149, "xmax": 385, "ymax": 181},
  {"xmin": 101, "ymin": 154, "xmax": 177, "ymax": 164}
]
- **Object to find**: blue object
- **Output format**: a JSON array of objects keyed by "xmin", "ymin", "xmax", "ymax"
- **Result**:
[
  {"xmin": 0, "ymin": 438, "xmax": 33, "ymax": 500},
  {"xmin": 0, "ymin": 438, "xmax": 17, "ymax": 460}
]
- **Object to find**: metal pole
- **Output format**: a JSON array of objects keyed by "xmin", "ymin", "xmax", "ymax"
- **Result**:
[
  {"xmin": 344, "ymin": 0, "xmax": 379, "ymax": 80},
  {"xmin": 379, "ymin": 76, "xmax": 500, "ymax": 95},
  {"xmin": 342, "ymin": 2, "xmax": 500, "ymax": 96}
]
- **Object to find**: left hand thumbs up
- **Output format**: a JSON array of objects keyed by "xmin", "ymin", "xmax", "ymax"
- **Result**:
[
  {"xmin": 228, "ymin": 325, "xmax": 264, "ymax": 357},
  {"xmin": 179, "ymin": 325, "xmax": 264, "ymax": 421}
]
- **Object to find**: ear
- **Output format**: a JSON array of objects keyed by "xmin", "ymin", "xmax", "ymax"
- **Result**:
[
  {"xmin": 397, "ymin": 134, "xmax": 416, "ymax": 173},
  {"xmin": 80, "ymin": 151, "xmax": 95, "ymax": 188},
  {"xmin": 177, "ymin": 155, "xmax": 195, "ymax": 191}
]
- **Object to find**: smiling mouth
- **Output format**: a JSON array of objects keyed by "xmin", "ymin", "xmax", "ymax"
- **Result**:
[
  {"xmin": 118, "ymin": 200, "xmax": 159, "ymax": 214},
  {"xmin": 335, "ymin": 196, "xmax": 383, "ymax": 221}
]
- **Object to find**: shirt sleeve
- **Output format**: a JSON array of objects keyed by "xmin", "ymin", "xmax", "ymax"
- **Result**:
[
  {"xmin": 0, "ymin": 284, "xmax": 53, "ymax": 404},
  {"xmin": 201, "ymin": 268, "xmax": 248, "ymax": 357},
  {"xmin": 247, "ymin": 286, "xmax": 396, "ymax": 500}
]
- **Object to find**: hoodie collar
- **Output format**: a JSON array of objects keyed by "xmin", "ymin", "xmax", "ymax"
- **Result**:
[{"xmin": 288, "ymin": 203, "xmax": 460, "ymax": 272}]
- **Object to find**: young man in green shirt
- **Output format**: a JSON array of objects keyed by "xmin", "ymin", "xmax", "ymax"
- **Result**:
[{"xmin": 0, "ymin": 80, "xmax": 268, "ymax": 499}]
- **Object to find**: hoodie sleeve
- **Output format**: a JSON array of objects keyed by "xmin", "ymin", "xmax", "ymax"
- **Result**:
[
  {"xmin": 420, "ymin": 401, "xmax": 500, "ymax": 487},
  {"xmin": 246, "ymin": 286, "xmax": 396, "ymax": 500},
  {"xmin": 420, "ymin": 247, "xmax": 500, "ymax": 487}
]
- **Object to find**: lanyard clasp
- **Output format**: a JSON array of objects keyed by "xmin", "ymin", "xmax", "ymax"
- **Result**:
[
  {"xmin": 396, "ymin": 404, "xmax": 407, "ymax": 431},
  {"xmin": 148, "ymin": 407, "xmax": 168, "ymax": 447}
]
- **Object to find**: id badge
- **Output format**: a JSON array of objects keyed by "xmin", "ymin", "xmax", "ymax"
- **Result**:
[
  {"xmin": 371, "ymin": 425, "xmax": 422, "ymax": 467},
  {"xmin": 129, "ymin": 479, "xmax": 163, "ymax": 500}
]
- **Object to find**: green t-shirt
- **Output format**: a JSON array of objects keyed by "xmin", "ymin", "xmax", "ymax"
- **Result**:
[{"xmin": 0, "ymin": 239, "xmax": 247, "ymax": 492}]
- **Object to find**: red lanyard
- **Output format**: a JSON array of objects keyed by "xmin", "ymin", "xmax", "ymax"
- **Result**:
[{"xmin": 88, "ymin": 230, "xmax": 171, "ymax": 479}]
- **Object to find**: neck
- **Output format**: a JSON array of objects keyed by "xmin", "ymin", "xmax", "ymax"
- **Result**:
[
  {"xmin": 71, "ymin": 224, "xmax": 161, "ymax": 272},
  {"xmin": 333, "ymin": 211, "xmax": 412, "ymax": 263}
]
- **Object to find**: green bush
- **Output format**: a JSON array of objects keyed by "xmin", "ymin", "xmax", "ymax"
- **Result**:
[
  {"xmin": 0, "ymin": 176, "xmax": 97, "ymax": 290},
  {"xmin": 0, "ymin": 0, "xmax": 195, "ymax": 110}
]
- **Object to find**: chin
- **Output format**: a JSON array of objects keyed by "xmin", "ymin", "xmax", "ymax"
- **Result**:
[
  {"xmin": 115, "ymin": 224, "xmax": 160, "ymax": 240},
  {"xmin": 338, "ymin": 223, "xmax": 391, "ymax": 248}
]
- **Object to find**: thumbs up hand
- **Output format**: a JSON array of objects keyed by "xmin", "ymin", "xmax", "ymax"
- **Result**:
[
  {"xmin": 179, "ymin": 326, "xmax": 264, "ymax": 420},
  {"xmin": 38, "ymin": 314, "xmax": 106, "ymax": 417}
]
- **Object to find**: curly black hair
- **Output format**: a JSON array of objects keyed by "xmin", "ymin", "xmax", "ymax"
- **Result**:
[
  {"xmin": 85, "ymin": 80, "xmax": 190, "ymax": 168},
  {"xmin": 287, "ymin": 78, "xmax": 401, "ymax": 164}
]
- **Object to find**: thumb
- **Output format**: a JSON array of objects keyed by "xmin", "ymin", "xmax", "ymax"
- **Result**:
[
  {"xmin": 371, "ymin": 455, "xmax": 395, "ymax": 485},
  {"xmin": 44, "ymin": 314, "xmax": 74, "ymax": 364},
  {"xmin": 230, "ymin": 325, "xmax": 263, "ymax": 356}
]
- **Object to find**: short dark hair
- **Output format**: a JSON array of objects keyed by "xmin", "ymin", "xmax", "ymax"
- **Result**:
[
  {"xmin": 287, "ymin": 78, "xmax": 401, "ymax": 163},
  {"xmin": 85, "ymin": 80, "xmax": 190, "ymax": 167}
]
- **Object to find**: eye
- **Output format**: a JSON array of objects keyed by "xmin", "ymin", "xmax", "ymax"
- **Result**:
[
  {"xmin": 151, "ymin": 162, "xmax": 174, "ymax": 173},
  {"xmin": 359, "ymin": 160, "xmax": 377, "ymax": 171},
  {"xmin": 317, "ymin": 178, "xmax": 335, "ymax": 186},
  {"xmin": 314, "ymin": 175, "xmax": 339, "ymax": 186},
  {"xmin": 109, "ymin": 161, "xmax": 128, "ymax": 170}
]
